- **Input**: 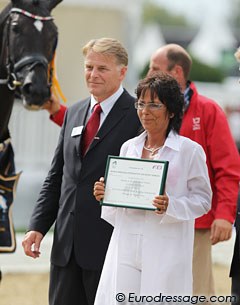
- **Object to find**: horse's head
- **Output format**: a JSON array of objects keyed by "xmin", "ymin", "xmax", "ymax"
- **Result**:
[{"xmin": 4, "ymin": 0, "xmax": 62, "ymax": 110}]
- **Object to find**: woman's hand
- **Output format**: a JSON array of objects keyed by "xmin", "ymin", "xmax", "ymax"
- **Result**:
[
  {"xmin": 93, "ymin": 177, "xmax": 105, "ymax": 201},
  {"xmin": 152, "ymin": 194, "xmax": 169, "ymax": 215}
]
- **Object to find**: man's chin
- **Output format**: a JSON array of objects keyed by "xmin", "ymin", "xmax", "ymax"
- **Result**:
[{"xmin": 88, "ymin": 88, "xmax": 100, "ymax": 96}]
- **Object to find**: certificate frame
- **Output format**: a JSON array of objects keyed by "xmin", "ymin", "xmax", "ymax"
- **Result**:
[{"xmin": 100, "ymin": 155, "xmax": 169, "ymax": 211}]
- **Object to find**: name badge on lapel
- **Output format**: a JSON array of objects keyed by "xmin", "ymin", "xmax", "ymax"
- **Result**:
[{"xmin": 71, "ymin": 126, "xmax": 84, "ymax": 137}]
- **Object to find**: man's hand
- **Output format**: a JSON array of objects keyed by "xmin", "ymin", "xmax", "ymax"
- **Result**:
[
  {"xmin": 42, "ymin": 94, "xmax": 61, "ymax": 115},
  {"xmin": 210, "ymin": 219, "xmax": 232, "ymax": 245},
  {"xmin": 22, "ymin": 231, "xmax": 43, "ymax": 258}
]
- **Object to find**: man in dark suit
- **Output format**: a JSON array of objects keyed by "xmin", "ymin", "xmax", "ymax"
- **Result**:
[{"xmin": 22, "ymin": 37, "xmax": 141, "ymax": 305}]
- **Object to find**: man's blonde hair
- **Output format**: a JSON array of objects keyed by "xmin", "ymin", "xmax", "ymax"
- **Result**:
[{"xmin": 82, "ymin": 37, "xmax": 128, "ymax": 66}]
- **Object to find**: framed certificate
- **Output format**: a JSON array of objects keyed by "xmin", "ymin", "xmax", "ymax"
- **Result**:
[{"xmin": 101, "ymin": 155, "xmax": 169, "ymax": 210}]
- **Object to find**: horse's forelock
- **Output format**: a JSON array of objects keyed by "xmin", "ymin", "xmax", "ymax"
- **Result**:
[
  {"xmin": 11, "ymin": 0, "xmax": 51, "ymax": 15},
  {"xmin": 11, "ymin": 0, "xmax": 62, "ymax": 13}
]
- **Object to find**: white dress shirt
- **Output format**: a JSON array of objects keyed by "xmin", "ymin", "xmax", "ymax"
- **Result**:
[{"xmin": 88, "ymin": 85, "xmax": 124, "ymax": 127}]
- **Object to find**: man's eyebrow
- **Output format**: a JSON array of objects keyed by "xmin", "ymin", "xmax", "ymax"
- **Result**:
[{"xmin": 98, "ymin": 65, "xmax": 108, "ymax": 69}]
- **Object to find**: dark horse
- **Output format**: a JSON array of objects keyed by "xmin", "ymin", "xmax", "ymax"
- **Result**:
[{"xmin": 0, "ymin": 0, "xmax": 62, "ymax": 256}]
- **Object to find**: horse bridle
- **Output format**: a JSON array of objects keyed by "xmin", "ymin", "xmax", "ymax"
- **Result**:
[{"xmin": 0, "ymin": 8, "xmax": 56, "ymax": 91}]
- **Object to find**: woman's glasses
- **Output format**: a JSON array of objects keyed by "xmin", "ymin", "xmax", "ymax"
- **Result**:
[{"xmin": 134, "ymin": 101, "xmax": 164, "ymax": 111}]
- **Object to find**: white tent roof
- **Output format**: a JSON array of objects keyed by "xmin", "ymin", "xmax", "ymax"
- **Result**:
[
  {"xmin": 189, "ymin": 18, "xmax": 237, "ymax": 66},
  {"xmin": 133, "ymin": 23, "xmax": 166, "ymax": 73}
]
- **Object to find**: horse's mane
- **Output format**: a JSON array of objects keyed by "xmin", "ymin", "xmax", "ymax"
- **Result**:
[
  {"xmin": 0, "ymin": 4, "xmax": 11, "ymax": 27},
  {"xmin": 0, "ymin": 4, "xmax": 12, "ymax": 73},
  {"xmin": 0, "ymin": 4, "xmax": 11, "ymax": 35}
]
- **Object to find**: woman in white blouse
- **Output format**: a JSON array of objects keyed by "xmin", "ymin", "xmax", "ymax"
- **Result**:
[{"xmin": 93, "ymin": 72, "xmax": 212, "ymax": 304}]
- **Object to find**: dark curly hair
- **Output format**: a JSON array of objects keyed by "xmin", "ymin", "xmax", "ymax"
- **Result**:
[{"xmin": 135, "ymin": 72, "xmax": 184, "ymax": 136}]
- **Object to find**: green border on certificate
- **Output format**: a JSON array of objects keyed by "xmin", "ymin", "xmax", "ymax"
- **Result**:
[{"xmin": 100, "ymin": 155, "xmax": 169, "ymax": 210}]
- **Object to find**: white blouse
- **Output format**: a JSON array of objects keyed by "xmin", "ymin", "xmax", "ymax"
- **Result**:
[
  {"xmin": 95, "ymin": 131, "xmax": 212, "ymax": 304},
  {"xmin": 102, "ymin": 131, "xmax": 212, "ymax": 228}
]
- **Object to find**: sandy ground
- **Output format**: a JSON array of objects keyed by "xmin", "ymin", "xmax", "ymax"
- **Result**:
[
  {"xmin": 0, "ymin": 233, "xmax": 234, "ymax": 304},
  {"xmin": 0, "ymin": 264, "xmax": 232, "ymax": 305}
]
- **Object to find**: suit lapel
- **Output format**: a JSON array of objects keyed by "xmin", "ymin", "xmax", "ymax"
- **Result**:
[
  {"xmin": 86, "ymin": 91, "xmax": 133, "ymax": 154},
  {"xmin": 74, "ymin": 98, "xmax": 90, "ymax": 156}
]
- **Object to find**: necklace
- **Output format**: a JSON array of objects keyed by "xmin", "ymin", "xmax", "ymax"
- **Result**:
[{"xmin": 143, "ymin": 145, "xmax": 163, "ymax": 155}]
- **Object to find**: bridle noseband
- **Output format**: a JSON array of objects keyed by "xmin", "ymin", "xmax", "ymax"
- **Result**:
[{"xmin": 0, "ymin": 8, "xmax": 56, "ymax": 91}]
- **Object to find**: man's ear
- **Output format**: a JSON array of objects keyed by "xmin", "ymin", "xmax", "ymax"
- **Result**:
[
  {"xmin": 172, "ymin": 64, "xmax": 182, "ymax": 77},
  {"xmin": 120, "ymin": 66, "xmax": 128, "ymax": 80}
]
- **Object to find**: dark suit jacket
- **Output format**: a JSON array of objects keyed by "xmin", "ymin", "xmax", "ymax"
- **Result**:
[
  {"xmin": 230, "ymin": 193, "xmax": 240, "ymax": 277},
  {"xmin": 28, "ymin": 90, "xmax": 141, "ymax": 270}
]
